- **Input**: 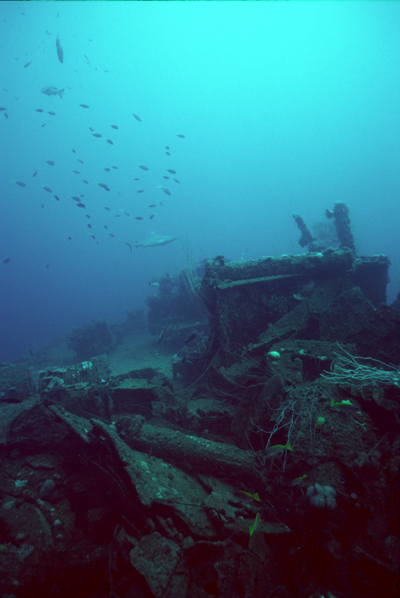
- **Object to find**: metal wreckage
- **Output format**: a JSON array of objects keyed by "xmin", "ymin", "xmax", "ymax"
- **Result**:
[{"xmin": 0, "ymin": 202, "xmax": 399, "ymax": 598}]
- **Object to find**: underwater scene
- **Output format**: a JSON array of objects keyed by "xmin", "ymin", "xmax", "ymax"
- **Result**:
[{"xmin": 0, "ymin": 3, "xmax": 399, "ymax": 598}]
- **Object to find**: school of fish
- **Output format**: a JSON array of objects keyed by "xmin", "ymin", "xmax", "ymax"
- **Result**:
[{"xmin": 2, "ymin": 21, "xmax": 186, "ymax": 266}]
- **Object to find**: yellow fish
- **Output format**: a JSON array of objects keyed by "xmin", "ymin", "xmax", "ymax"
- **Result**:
[
  {"xmin": 238, "ymin": 490, "xmax": 260, "ymax": 502},
  {"xmin": 249, "ymin": 513, "xmax": 261, "ymax": 536}
]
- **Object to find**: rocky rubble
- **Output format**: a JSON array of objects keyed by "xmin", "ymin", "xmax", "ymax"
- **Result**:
[{"xmin": 0, "ymin": 248, "xmax": 399, "ymax": 598}]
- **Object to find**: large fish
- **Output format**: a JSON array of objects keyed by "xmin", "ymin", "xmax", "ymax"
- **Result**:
[
  {"xmin": 41, "ymin": 86, "xmax": 64, "ymax": 98},
  {"xmin": 124, "ymin": 231, "xmax": 178, "ymax": 251},
  {"xmin": 56, "ymin": 35, "xmax": 64, "ymax": 63}
]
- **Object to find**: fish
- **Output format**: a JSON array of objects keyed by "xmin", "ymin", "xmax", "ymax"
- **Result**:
[
  {"xmin": 122, "ymin": 211, "xmax": 130, "ymax": 217},
  {"xmin": 24, "ymin": 61, "xmax": 32, "ymax": 68},
  {"xmin": 106, "ymin": 139, "xmax": 113, "ymax": 145},
  {"xmin": 177, "ymin": 134, "xmax": 185, "ymax": 138},
  {"xmin": 165, "ymin": 152, "xmax": 171, "ymax": 156},
  {"xmin": 4, "ymin": 113, "xmax": 8, "ymax": 120},
  {"xmin": 111, "ymin": 166, "xmax": 118, "ymax": 170},
  {"xmin": 53, "ymin": 195, "xmax": 60, "ymax": 201},
  {"xmin": 173, "ymin": 178, "xmax": 180, "ymax": 184},
  {"xmin": 136, "ymin": 190, "xmax": 144, "ymax": 194},
  {"xmin": 238, "ymin": 490, "xmax": 260, "ymax": 502},
  {"xmin": 71, "ymin": 149, "xmax": 76, "ymax": 153},
  {"xmin": 35, "ymin": 109, "xmax": 44, "ymax": 112},
  {"xmin": 41, "ymin": 186, "xmax": 52, "ymax": 193},
  {"xmin": 157, "ymin": 186, "xmax": 171, "ymax": 196},
  {"xmin": 184, "ymin": 332, "xmax": 197, "ymax": 345},
  {"xmin": 56, "ymin": 35, "xmax": 63, "ymax": 63},
  {"xmin": 76, "ymin": 203, "xmax": 85, "ymax": 208},
  {"xmin": 149, "ymin": 214, "xmax": 156, "ymax": 220},
  {"xmin": 41, "ymin": 86, "xmax": 64, "ymax": 98},
  {"xmin": 32, "ymin": 170, "xmax": 38, "ymax": 177},
  {"xmin": 249, "ymin": 513, "xmax": 261, "ymax": 537},
  {"xmin": 157, "ymin": 330, "xmax": 165, "ymax": 344},
  {"xmin": 290, "ymin": 474, "xmax": 307, "ymax": 487},
  {"xmin": 265, "ymin": 443, "xmax": 292, "ymax": 458},
  {"xmin": 72, "ymin": 170, "xmax": 80, "ymax": 174},
  {"xmin": 108, "ymin": 234, "xmax": 115, "ymax": 238},
  {"xmin": 67, "ymin": 237, "xmax": 72, "ymax": 240},
  {"xmin": 132, "ymin": 113, "xmax": 141, "ymax": 122},
  {"xmin": 148, "ymin": 204, "xmax": 157, "ymax": 208},
  {"xmin": 70, "ymin": 196, "xmax": 80, "ymax": 202},
  {"xmin": 47, "ymin": 111, "xmax": 56, "ymax": 116},
  {"xmin": 97, "ymin": 182, "xmax": 110, "ymax": 191},
  {"xmin": 87, "ymin": 224, "xmax": 92, "ymax": 229},
  {"xmin": 124, "ymin": 231, "xmax": 178, "ymax": 251},
  {"xmin": 13, "ymin": 181, "xmax": 26, "ymax": 187},
  {"xmin": 330, "ymin": 399, "xmax": 359, "ymax": 413},
  {"xmin": 85, "ymin": 215, "xmax": 90, "ymax": 219},
  {"xmin": 134, "ymin": 178, "xmax": 140, "ymax": 181},
  {"xmin": 138, "ymin": 165, "xmax": 148, "ymax": 171},
  {"xmin": 166, "ymin": 169, "xmax": 176, "ymax": 174},
  {"xmin": 104, "ymin": 207, "xmax": 110, "ymax": 211},
  {"xmin": 162, "ymin": 176, "xmax": 170, "ymax": 180},
  {"xmin": 92, "ymin": 133, "xmax": 102, "ymax": 138},
  {"xmin": 82, "ymin": 179, "xmax": 89, "ymax": 184},
  {"xmin": 103, "ymin": 168, "xmax": 111, "ymax": 172},
  {"xmin": 111, "ymin": 125, "xmax": 118, "ymax": 129},
  {"xmin": 77, "ymin": 159, "xmax": 84, "ymax": 164},
  {"xmin": 2, "ymin": 258, "xmax": 11, "ymax": 264},
  {"xmin": 45, "ymin": 160, "xmax": 54, "ymax": 166},
  {"xmin": 89, "ymin": 127, "xmax": 94, "ymax": 132},
  {"xmin": 80, "ymin": 104, "xmax": 89, "ymax": 108},
  {"xmin": 165, "ymin": 146, "xmax": 170, "ymax": 150},
  {"xmin": 133, "ymin": 216, "xmax": 143, "ymax": 220}
]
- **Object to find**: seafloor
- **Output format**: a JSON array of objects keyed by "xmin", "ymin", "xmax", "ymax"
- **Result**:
[{"xmin": 0, "ymin": 247, "xmax": 399, "ymax": 598}]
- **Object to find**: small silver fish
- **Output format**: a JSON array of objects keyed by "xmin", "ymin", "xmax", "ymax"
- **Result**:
[
  {"xmin": 56, "ymin": 35, "xmax": 64, "ymax": 63},
  {"xmin": 41, "ymin": 86, "xmax": 64, "ymax": 99},
  {"xmin": 265, "ymin": 443, "xmax": 292, "ymax": 458}
]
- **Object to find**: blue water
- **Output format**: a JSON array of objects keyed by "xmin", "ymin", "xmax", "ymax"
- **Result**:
[{"xmin": 1, "ymin": 2, "xmax": 399, "ymax": 363}]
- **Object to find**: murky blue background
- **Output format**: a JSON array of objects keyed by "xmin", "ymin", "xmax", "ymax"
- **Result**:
[{"xmin": 1, "ymin": 2, "xmax": 399, "ymax": 362}]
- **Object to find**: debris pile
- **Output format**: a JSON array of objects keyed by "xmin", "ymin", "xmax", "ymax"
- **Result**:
[{"xmin": 0, "ymin": 242, "xmax": 399, "ymax": 598}]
